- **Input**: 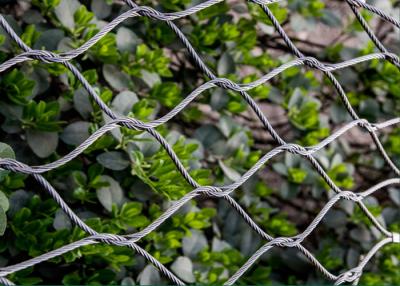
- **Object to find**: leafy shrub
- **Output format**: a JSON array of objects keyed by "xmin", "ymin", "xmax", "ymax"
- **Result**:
[{"xmin": 0, "ymin": 0, "xmax": 398, "ymax": 285}]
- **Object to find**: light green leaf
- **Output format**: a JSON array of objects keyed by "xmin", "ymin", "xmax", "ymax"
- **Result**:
[
  {"xmin": 91, "ymin": 0, "xmax": 111, "ymax": 19},
  {"xmin": 0, "ymin": 191, "xmax": 9, "ymax": 212},
  {"xmin": 111, "ymin": 91, "xmax": 138, "ymax": 116},
  {"xmin": 96, "ymin": 175, "xmax": 124, "ymax": 211},
  {"xmin": 139, "ymin": 265, "xmax": 160, "ymax": 285},
  {"xmin": 219, "ymin": 160, "xmax": 241, "ymax": 181},
  {"xmin": 96, "ymin": 151, "xmax": 130, "ymax": 171},
  {"xmin": 60, "ymin": 121, "xmax": 90, "ymax": 146},
  {"xmin": 217, "ymin": 52, "xmax": 235, "ymax": 75},
  {"xmin": 116, "ymin": 27, "xmax": 140, "ymax": 52},
  {"xmin": 33, "ymin": 29, "xmax": 65, "ymax": 50},
  {"xmin": 0, "ymin": 206, "xmax": 6, "ymax": 236},
  {"xmin": 54, "ymin": 0, "xmax": 80, "ymax": 30},
  {"xmin": 182, "ymin": 229, "xmax": 208, "ymax": 258},
  {"xmin": 103, "ymin": 64, "xmax": 131, "ymax": 91},
  {"xmin": 26, "ymin": 130, "xmax": 58, "ymax": 158},
  {"xmin": 170, "ymin": 256, "xmax": 195, "ymax": 283},
  {"xmin": 53, "ymin": 209, "xmax": 72, "ymax": 230},
  {"xmin": 121, "ymin": 277, "xmax": 135, "ymax": 286},
  {"xmin": 73, "ymin": 88, "xmax": 93, "ymax": 119},
  {"xmin": 0, "ymin": 142, "xmax": 15, "ymax": 159}
]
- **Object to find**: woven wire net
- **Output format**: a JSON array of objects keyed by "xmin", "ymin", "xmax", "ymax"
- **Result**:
[{"xmin": 0, "ymin": 0, "xmax": 399, "ymax": 285}]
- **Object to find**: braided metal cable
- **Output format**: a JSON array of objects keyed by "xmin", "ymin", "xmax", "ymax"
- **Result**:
[{"xmin": 0, "ymin": 0, "xmax": 399, "ymax": 285}]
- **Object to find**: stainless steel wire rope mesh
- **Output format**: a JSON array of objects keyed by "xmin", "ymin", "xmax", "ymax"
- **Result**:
[{"xmin": 0, "ymin": 0, "xmax": 399, "ymax": 285}]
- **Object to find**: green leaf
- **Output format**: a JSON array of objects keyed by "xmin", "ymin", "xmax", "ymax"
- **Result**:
[
  {"xmin": 96, "ymin": 151, "xmax": 130, "ymax": 171},
  {"xmin": 0, "ymin": 142, "xmax": 15, "ymax": 159},
  {"xmin": 217, "ymin": 52, "xmax": 235, "ymax": 75},
  {"xmin": 53, "ymin": 209, "xmax": 71, "ymax": 230},
  {"xmin": 389, "ymin": 188, "xmax": 400, "ymax": 206},
  {"xmin": 73, "ymin": 88, "xmax": 93, "ymax": 119},
  {"xmin": 287, "ymin": 168, "xmax": 307, "ymax": 184},
  {"xmin": 1, "ymin": 69, "xmax": 35, "ymax": 105},
  {"xmin": 33, "ymin": 29, "xmax": 65, "ymax": 50},
  {"xmin": 139, "ymin": 265, "xmax": 160, "ymax": 285},
  {"xmin": 26, "ymin": 130, "xmax": 58, "ymax": 158},
  {"xmin": 96, "ymin": 175, "xmax": 124, "ymax": 212},
  {"xmin": 21, "ymin": 25, "xmax": 40, "ymax": 46},
  {"xmin": 0, "ymin": 191, "xmax": 9, "ymax": 212},
  {"xmin": 111, "ymin": 91, "xmax": 138, "ymax": 116},
  {"xmin": 74, "ymin": 5, "xmax": 94, "ymax": 28},
  {"xmin": 91, "ymin": 0, "xmax": 111, "ymax": 19},
  {"xmin": 103, "ymin": 64, "xmax": 131, "ymax": 91},
  {"xmin": 150, "ymin": 82, "xmax": 181, "ymax": 108},
  {"xmin": 0, "ymin": 206, "xmax": 6, "ymax": 236},
  {"xmin": 182, "ymin": 230, "xmax": 208, "ymax": 258},
  {"xmin": 60, "ymin": 121, "xmax": 90, "ymax": 146},
  {"xmin": 22, "ymin": 100, "xmax": 63, "ymax": 132},
  {"xmin": 170, "ymin": 256, "xmax": 195, "ymax": 283},
  {"xmin": 54, "ymin": 0, "xmax": 80, "ymax": 30},
  {"xmin": 219, "ymin": 160, "xmax": 241, "ymax": 181},
  {"xmin": 116, "ymin": 27, "xmax": 140, "ymax": 53},
  {"xmin": 288, "ymin": 90, "xmax": 320, "ymax": 131},
  {"xmin": 121, "ymin": 277, "xmax": 135, "ymax": 286},
  {"xmin": 120, "ymin": 202, "xmax": 142, "ymax": 218},
  {"xmin": 31, "ymin": 0, "xmax": 60, "ymax": 12}
]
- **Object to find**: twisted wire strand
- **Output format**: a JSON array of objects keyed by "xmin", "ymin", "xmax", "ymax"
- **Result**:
[
  {"xmin": 225, "ymin": 1, "xmax": 400, "ymax": 282},
  {"xmin": 0, "ymin": 117, "xmax": 399, "ymax": 284},
  {"xmin": 248, "ymin": 0, "xmax": 400, "ymax": 239},
  {"xmin": 251, "ymin": 0, "xmax": 400, "ymax": 175},
  {"xmin": 2, "ymin": 14, "xmax": 397, "ymax": 239},
  {"xmin": 346, "ymin": 0, "xmax": 400, "ymax": 68},
  {"xmin": 0, "ymin": 0, "xmax": 398, "ymax": 284},
  {"xmin": 227, "ymin": 180, "xmax": 400, "ymax": 285},
  {"xmin": 0, "ymin": 174, "xmax": 398, "ymax": 285}
]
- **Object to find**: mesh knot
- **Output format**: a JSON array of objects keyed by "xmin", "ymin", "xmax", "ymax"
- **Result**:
[
  {"xmin": 120, "ymin": 117, "xmax": 147, "ymax": 131},
  {"xmin": 215, "ymin": 78, "xmax": 239, "ymax": 91},
  {"xmin": 273, "ymin": 236, "xmax": 301, "ymax": 248},
  {"xmin": 93, "ymin": 233, "xmax": 131, "ymax": 247},
  {"xmin": 198, "ymin": 186, "xmax": 225, "ymax": 197},
  {"xmin": 282, "ymin": 143, "xmax": 309, "ymax": 156},
  {"xmin": 303, "ymin": 57, "xmax": 327, "ymax": 71},
  {"xmin": 335, "ymin": 268, "xmax": 362, "ymax": 285},
  {"xmin": 136, "ymin": 6, "xmax": 164, "ymax": 19},
  {"xmin": 341, "ymin": 191, "xmax": 363, "ymax": 202},
  {"xmin": 27, "ymin": 50, "xmax": 64, "ymax": 64},
  {"xmin": 384, "ymin": 52, "xmax": 400, "ymax": 66},
  {"xmin": 357, "ymin": 119, "xmax": 376, "ymax": 132}
]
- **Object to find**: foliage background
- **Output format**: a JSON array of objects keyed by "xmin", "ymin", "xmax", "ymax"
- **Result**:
[{"xmin": 0, "ymin": 0, "xmax": 399, "ymax": 284}]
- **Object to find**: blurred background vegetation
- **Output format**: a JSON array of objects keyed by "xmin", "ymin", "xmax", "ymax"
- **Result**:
[{"xmin": 0, "ymin": 0, "xmax": 399, "ymax": 284}]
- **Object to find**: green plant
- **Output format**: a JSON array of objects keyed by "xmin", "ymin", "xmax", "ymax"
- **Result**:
[{"xmin": 0, "ymin": 0, "xmax": 398, "ymax": 284}]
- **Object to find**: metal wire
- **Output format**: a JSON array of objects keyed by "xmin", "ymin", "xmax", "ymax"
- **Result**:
[{"xmin": 0, "ymin": 0, "xmax": 399, "ymax": 285}]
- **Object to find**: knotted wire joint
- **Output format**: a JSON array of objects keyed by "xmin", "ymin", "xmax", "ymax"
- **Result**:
[
  {"xmin": 356, "ymin": 119, "xmax": 377, "ymax": 133},
  {"xmin": 197, "ymin": 185, "xmax": 227, "ymax": 197},
  {"xmin": 92, "ymin": 233, "xmax": 133, "ymax": 247},
  {"xmin": 272, "ymin": 236, "xmax": 299, "ymax": 248},
  {"xmin": 335, "ymin": 267, "xmax": 363, "ymax": 285},
  {"xmin": 384, "ymin": 52, "xmax": 400, "ymax": 66},
  {"xmin": 281, "ymin": 143, "xmax": 310, "ymax": 156},
  {"xmin": 341, "ymin": 191, "xmax": 363, "ymax": 202},
  {"xmin": 301, "ymin": 56, "xmax": 328, "ymax": 72},
  {"xmin": 26, "ymin": 50, "xmax": 66, "ymax": 64}
]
